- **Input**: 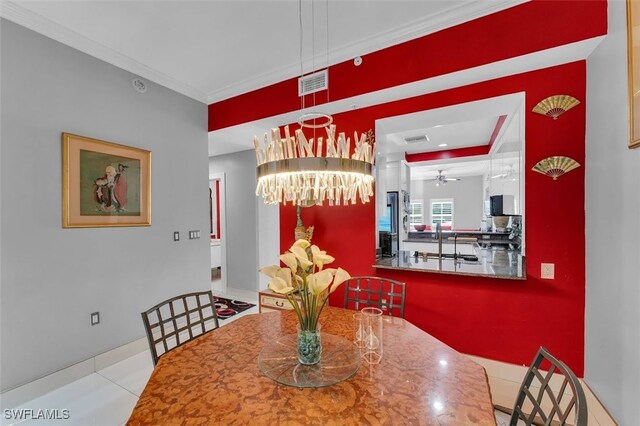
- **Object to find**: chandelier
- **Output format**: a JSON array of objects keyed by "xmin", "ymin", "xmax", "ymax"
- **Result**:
[
  {"xmin": 254, "ymin": 125, "xmax": 375, "ymax": 206},
  {"xmin": 253, "ymin": 0, "xmax": 374, "ymax": 206}
]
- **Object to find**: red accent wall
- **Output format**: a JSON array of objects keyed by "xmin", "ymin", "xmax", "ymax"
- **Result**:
[
  {"xmin": 279, "ymin": 61, "xmax": 586, "ymax": 374},
  {"xmin": 210, "ymin": 0, "xmax": 604, "ymax": 375},
  {"xmin": 209, "ymin": 0, "xmax": 606, "ymax": 131}
]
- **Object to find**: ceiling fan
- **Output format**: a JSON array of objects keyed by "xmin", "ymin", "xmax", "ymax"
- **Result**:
[
  {"xmin": 430, "ymin": 170, "xmax": 460, "ymax": 186},
  {"xmin": 490, "ymin": 166, "xmax": 517, "ymax": 181}
]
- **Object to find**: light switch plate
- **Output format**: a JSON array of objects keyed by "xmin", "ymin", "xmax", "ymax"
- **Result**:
[
  {"xmin": 174, "ymin": 231, "xmax": 180, "ymax": 241},
  {"xmin": 90, "ymin": 312, "xmax": 100, "ymax": 326},
  {"xmin": 541, "ymin": 263, "xmax": 555, "ymax": 279}
]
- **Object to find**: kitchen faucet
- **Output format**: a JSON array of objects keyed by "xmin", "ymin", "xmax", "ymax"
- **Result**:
[{"xmin": 436, "ymin": 222, "xmax": 443, "ymax": 261}]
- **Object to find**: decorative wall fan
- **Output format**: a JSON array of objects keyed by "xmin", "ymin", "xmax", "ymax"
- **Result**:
[
  {"xmin": 532, "ymin": 95, "xmax": 580, "ymax": 120},
  {"xmin": 430, "ymin": 170, "xmax": 460, "ymax": 186},
  {"xmin": 532, "ymin": 156, "xmax": 580, "ymax": 180}
]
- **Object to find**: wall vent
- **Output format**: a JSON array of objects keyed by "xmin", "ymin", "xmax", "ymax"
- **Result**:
[
  {"xmin": 298, "ymin": 70, "xmax": 328, "ymax": 96},
  {"xmin": 404, "ymin": 135, "xmax": 428, "ymax": 144}
]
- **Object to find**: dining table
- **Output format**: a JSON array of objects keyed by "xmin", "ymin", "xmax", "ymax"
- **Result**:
[{"xmin": 127, "ymin": 307, "xmax": 496, "ymax": 425}]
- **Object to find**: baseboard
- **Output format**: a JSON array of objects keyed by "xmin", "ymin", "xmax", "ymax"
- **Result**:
[
  {"xmin": 0, "ymin": 337, "xmax": 148, "ymax": 410},
  {"xmin": 0, "ymin": 358, "xmax": 94, "ymax": 411},
  {"xmin": 94, "ymin": 338, "xmax": 148, "ymax": 371},
  {"xmin": 466, "ymin": 354, "xmax": 618, "ymax": 426}
]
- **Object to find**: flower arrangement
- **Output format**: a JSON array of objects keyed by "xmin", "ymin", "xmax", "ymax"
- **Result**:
[{"xmin": 259, "ymin": 239, "xmax": 350, "ymax": 332}]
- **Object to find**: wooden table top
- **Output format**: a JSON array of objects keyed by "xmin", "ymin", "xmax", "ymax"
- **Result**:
[{"xmin": 127, "ymin": 307, "xmax": 496, "ymax": 425}]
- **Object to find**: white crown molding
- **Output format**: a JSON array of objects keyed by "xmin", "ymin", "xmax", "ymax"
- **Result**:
[
  {"xmin": 0, "ymin": 0, "xmax": 527, "ymax": 105},
  {"xmin": 0, "ymin": 1, "xmax": 208, "ymax": 103},
  {"xmin": 205, "ymin": 0, "xmax": 529, "ymax": 104}
]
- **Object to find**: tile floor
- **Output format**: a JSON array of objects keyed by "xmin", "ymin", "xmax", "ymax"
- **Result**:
[{"xmin": 1, "ymin": 283, "xmax": 259, "ymax": 426}]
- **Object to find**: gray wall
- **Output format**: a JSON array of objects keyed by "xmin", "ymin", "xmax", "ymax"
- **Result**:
[
  {"xmin": 585, "ymin": 1, "xmax": 640, "ymax": 424},
  {"xmin": 0, "ymin": 21, "xmax": 210, "ymax": 391},
  {"xmin": 209, "ymin": 150, "xmax": 259, "ymax": 291},
  {"xmin": 410, "ymin": 175, "xmax": 483, "ymax": 229}
]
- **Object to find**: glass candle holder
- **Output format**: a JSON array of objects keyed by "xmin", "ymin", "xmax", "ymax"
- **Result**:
[{"xmin": 361, "ymin": 307, "xmax": 383, "ymax": 364}]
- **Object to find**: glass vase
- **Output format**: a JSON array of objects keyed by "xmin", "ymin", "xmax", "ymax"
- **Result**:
[{"xmin": 297, "ymin": 324, "xmax": 322, "ymax": 365}]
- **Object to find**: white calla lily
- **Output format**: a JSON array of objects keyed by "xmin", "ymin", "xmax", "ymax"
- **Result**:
[
  {"xmin": 329, "ymin": 268, "xmax": 350, "ymax": 293},
  {"xmin": 308, "ymin": 270, "xmax": 333, "ymax": 295},
  {"xmin": 280, "ymin": 253, "xmax": 298, "ymax": 272},
  {"xmin": 310, "ymin": 245, "xmax": 335, "ymax": 269},
  {"xmin": 276, "ymin": 267, "xmax": 293, "ymax": 286},
  {"xmin": 268, "ymin": 276, "xmax": 295, "ymax": 294},
  {"xmin": 258, "ymin": 265, "xmax": 279, "ymax": 278},
  {"xmin": 289, "ymin": 245, "xmax": 313, "ymax": 269},
  {"xmin": 259, "ymin": 241, "xmax": 350, "ymax": 333},
  {"xmin": 292, "ymin": 239, "xmax": 311, "ymax": 250}
]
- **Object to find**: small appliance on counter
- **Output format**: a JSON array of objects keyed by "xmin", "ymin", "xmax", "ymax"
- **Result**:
[
  {"xmin": 490, "ymin": 194, "xmax": 516, "ymax": 216},
  {"xmin": 379, "ymin": 231, "xmax": 398, "ymax": 257}
]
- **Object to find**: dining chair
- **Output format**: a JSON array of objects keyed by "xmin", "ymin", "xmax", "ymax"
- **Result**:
[
  {"xmin": 496, "ymin": 346, "xmax": 588, "ymax": 426},
  {"xmin": 343, "ymin": 276, "xmax": 406, "ymax": 318},
  {"xmin": 141, "ymin": 291, "xmax": 220, "ymax": 365}
]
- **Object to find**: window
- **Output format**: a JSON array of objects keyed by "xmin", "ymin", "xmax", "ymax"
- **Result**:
[
  {"xmin": 409, "ymin": 200, "xmax": 423, "ymax": 229},
  {"xmin": 430, "ymin": 199, "xmax": 453, "ymax": 227}
]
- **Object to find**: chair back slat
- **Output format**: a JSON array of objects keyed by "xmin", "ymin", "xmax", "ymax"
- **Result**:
[
  {"xmin": 509, "ymin": 346, "xmax": 587, "ymax": 426},
  {"xmin": 141, "ymin": 291, "xmax": 220, "ymax": 365},
  {"xmin": 343, "ymin": 276, "xmax": 406, "ymax": 318}
]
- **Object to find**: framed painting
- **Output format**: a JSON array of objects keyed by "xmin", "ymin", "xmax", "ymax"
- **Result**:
[
  {"xmin": 628, "ymin": 0, "xmax": 640, "ymax": 148},
  {"xmin": 62, "ymin": 133, "xmax": 151, "ymax": 228}
]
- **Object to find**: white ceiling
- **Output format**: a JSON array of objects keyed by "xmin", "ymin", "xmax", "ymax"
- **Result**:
[
  {"xmin": 376, "ymin": 93, "xmax": 522, "ymax": 156},
  {"xmin": 2, "ymin": 0, "xmax": 525, "ymax": 103},
  {"xmin": 400, "ymin": 93, "xmax": 524, "ymax": 180},
  {"xmin": 385, "ymin": 117, "xmax": 502, "ymax": 154}
]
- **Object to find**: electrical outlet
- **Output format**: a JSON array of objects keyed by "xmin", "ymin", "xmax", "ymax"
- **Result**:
[
  {"xmin": 90, "ymin": 312, "xmax": 100, "ymax": 326},
  {"xmin": 173, "ymin": 231, "xmax": 180, "ymax": 241},
  {"xmin": 541, "ymin": 263, "xmax": 555, "ymax": 279}
]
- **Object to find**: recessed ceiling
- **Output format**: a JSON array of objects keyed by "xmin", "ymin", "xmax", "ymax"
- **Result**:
[
  {"xmin": 2, "ymin": 0, "xmax": 524, "ymax": 103},
  {"xmin": 376, "ymin": 93, "xmax": 522, "ymax": 157},
  {"xmin": 386, "ymin": 117, "xmax": 503, "ymax": 154},
  {"xmin": 402, "ymin": 94, "xmax": 524, "ymax": 181}
]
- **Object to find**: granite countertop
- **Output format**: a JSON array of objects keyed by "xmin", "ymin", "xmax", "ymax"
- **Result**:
[{"xmin": 374, "ymin": 249, "xmax": 526, "ymax": 280}]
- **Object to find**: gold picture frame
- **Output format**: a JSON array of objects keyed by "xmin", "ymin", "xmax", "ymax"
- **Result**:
[
  {"xmin": 627, "ymin": 0, "xmax": 640, "ymax": 148},
  {"xmin": 62, "ymin": 133, "xmax": 151, "ymax": 228}
]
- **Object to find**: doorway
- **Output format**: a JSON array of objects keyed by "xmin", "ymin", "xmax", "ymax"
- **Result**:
[{"xmin": 209, "ymin": 173, "xmax": 227, "ymax": 293}]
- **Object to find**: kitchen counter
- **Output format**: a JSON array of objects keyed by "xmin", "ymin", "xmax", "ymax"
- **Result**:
[{"xmin": 374, "ymin": 248, "xmax": 526, "ymax": 280}]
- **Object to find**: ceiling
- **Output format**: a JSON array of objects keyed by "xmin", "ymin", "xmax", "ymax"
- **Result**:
[
  {"xmin": 409, "ymin": 156, "xmax": 521, "ymax": 181},
  {"xmin": 2, "ymin": 0, "xmax": 524, "ymax": 103},
  {"xmin": 384, "ymin": 117, "xmax": 503, "ymax": 154},
  {"xmin": 376, "ymin": 93, "xmax": 522, "ymax": 157},
  {"xmin": 395, "ymin": 93, "xmax": 523, "ymax": 180},
  {"xmin": 1, "ymin": 1, "xmax": 602, "ymax": 158}
]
